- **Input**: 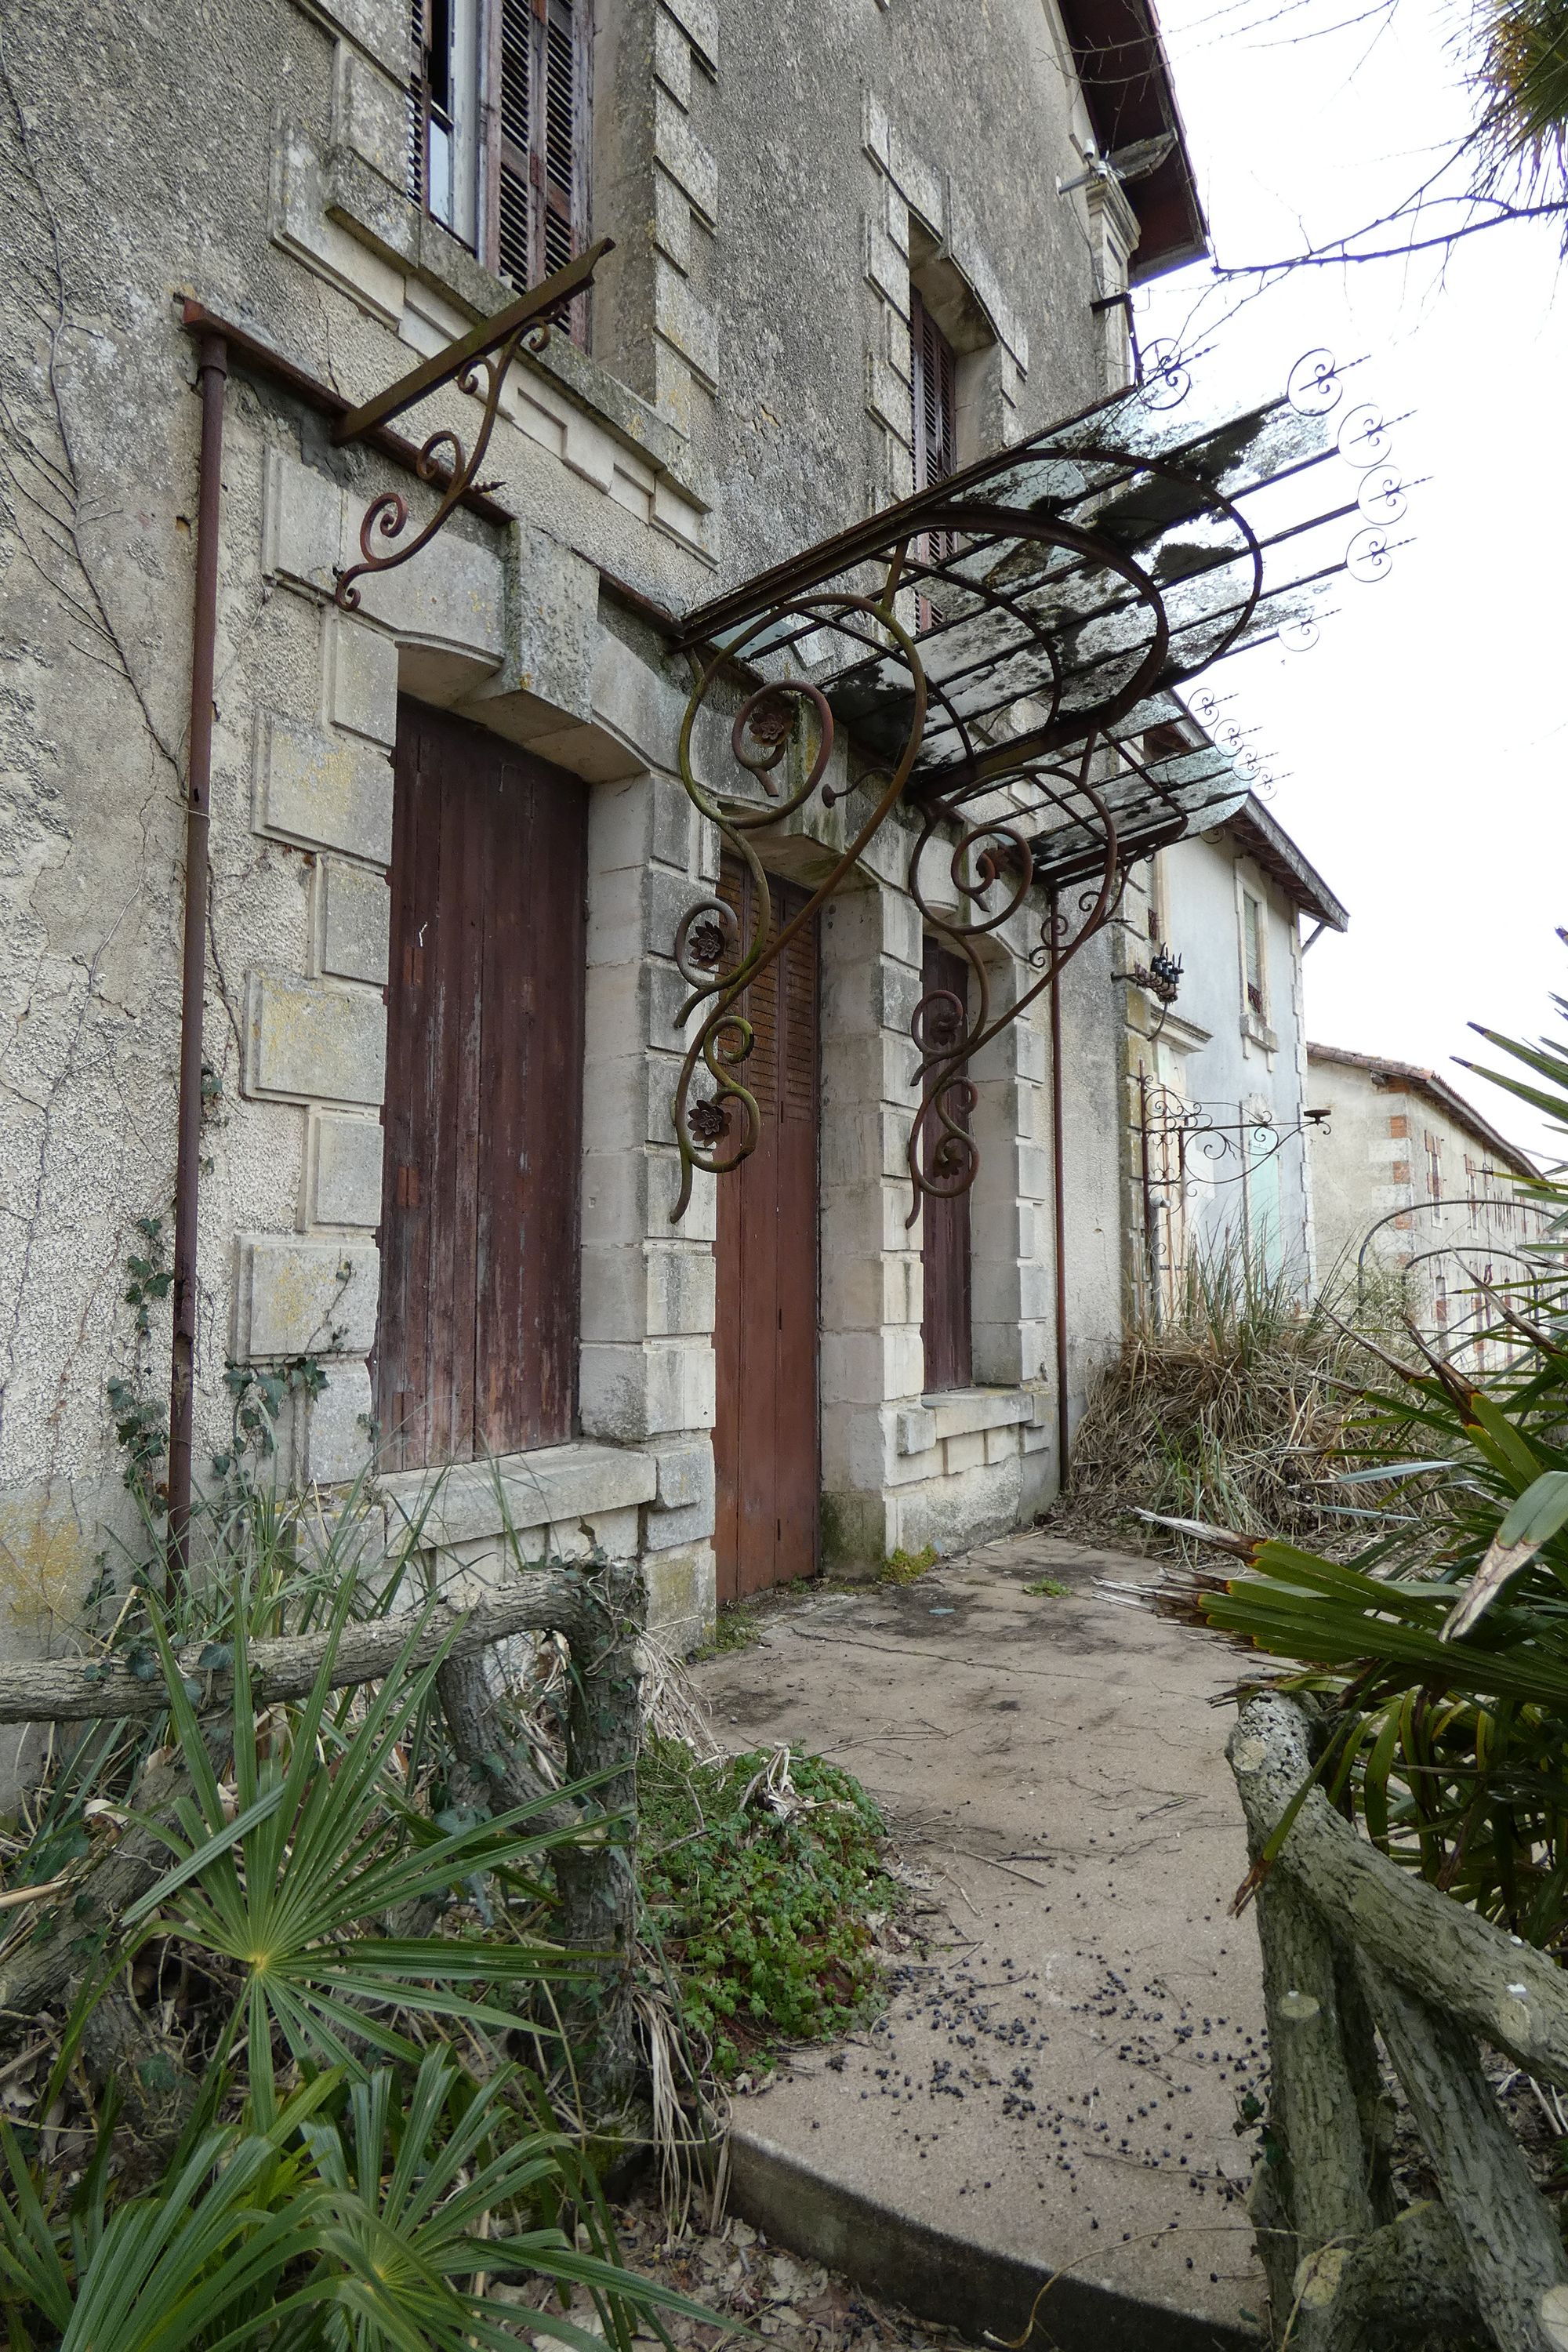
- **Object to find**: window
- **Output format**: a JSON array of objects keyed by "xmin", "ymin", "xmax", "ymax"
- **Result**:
[
  {"xmin": 911, "ymin": 286, "xmax": 959, "ymax": 491},
  {"xmin": 1241, "ymin": 891, "xmax": 1266, "ymax": 1018},
  {"xmin": 408, "ymin": 0, "xmax": 592, "ymax": 328},
  {"xmin": 910, "ymin": 287, "xmax": 958, "ymax": 633},
  {"xmin": 1425, "ymin": 1131, "xmax": 1443, "ymax": 1214}
]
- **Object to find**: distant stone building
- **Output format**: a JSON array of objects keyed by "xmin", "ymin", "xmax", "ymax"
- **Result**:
[{"xmin": 1306, "ymin": 1046, "xmax": 1540, "ymax": 1362}]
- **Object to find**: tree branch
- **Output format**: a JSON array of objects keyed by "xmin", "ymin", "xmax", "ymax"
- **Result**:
[
  {"xmin": 0, "ymin": 1571, "xmax": 608, "ymax": 1726},
  {"xmin": 1214, "ymin": 197, "xmax": 1568, "ymax": 272}
]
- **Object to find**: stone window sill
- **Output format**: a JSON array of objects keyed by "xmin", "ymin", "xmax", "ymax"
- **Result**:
[
  {"xmin": 379, "ymin": 1440, "xmax": 656, "ymax": 1551},
  {"xmin": 325, "ymin": 147, "xmax": 714, "ymax": 516},
  {"xmin": 895, "ymin": 1386, "xmax": 1047, "ymax": 1459},
  {"xmin": 1242, "ymin": 1008, "xmax": 1279, "ymax": 1054}
]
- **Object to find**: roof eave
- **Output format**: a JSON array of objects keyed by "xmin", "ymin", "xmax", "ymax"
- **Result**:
[
  {"xmin": 1305, "ymin": 1044, "xmax": 1541, "ymax": 1178},
  {"xmin": 1209, "ymin": 796, "xmax": 1350, "ymax": 932},
  {"xmin": 1058, "ymin": 0, "xmax": 1209, "ymax": 282}
]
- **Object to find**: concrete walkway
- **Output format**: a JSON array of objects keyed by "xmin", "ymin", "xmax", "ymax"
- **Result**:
[{"xmin": 688, "ymin": 1530, "xmax": 1271, "ymax": 2352}]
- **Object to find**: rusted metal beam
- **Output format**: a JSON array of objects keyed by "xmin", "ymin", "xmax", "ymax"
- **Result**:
[
  {"xmin": 178, "ymin": 299, "xmax": 511, "ymax": 524},
  {"xmin": 331, "ymin": 236, "xmax": 612, "ymax": 445}
]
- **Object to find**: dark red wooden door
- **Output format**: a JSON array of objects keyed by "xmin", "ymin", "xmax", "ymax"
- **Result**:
[
  {"xmin": 374, "ymin": 698, "xmax": 586, "ymax": 1471},
  {"xmin": 713, "ymin": 857, "xmax": 820, "ymax": 1601},
  {"xmin": 921, "ymin": 938, "xmax": 973, "ymax": 1393}
]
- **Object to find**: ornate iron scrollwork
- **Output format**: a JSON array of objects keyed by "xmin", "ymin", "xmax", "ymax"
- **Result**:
[
  {"xmin": 330, "ymin": 238, "xmax": 612, "ymax": 612},
  {"xmin": 666, "ymin": 348, "xmax": 1406, "ymax": 1227},
  {"xmin": 336, "ymin": 315, "xmax": 554, "ymax": 612},
  {"xmin": 670, "ymin": 587, "xmax": 927, "ymax": 1221}
]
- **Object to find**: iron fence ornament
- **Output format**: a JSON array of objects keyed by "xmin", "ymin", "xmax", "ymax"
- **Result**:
[{"xmin": 657, "ymin": 347, "xmax": 1409, "ymax": 1221}]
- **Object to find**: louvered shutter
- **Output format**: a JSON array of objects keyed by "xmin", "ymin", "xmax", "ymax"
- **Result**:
[
  {"xmin": 910, "ymin": 289, "xmax": 959, "ymax": 627},
  {"xmin": 495, "ymin": 0, "xmax": 533, "ymax": 285},
  {"xmin": 910, "ymin": 286, "xmax": 958, "ymax": 491},
  {"xmin": 493, "ymin": 0, "xmax": 591, "ymax": 339},
  {"xmin": 407, "ymin": 0, "xmax": 429, "ymax": 209}
]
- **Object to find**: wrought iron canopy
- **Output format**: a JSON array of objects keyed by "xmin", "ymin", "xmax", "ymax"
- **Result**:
[{"xmin": 663, "ymin": 352, "xmax": 1407, "ymax": 1225}]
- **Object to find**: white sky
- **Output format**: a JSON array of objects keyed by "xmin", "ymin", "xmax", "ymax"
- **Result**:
[{"xmin": 1132, "ymin": 0, "xmax": 1568, "ymax": 1160}]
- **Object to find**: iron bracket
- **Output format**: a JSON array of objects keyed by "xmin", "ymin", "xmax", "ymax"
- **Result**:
[{"xmin": 332, "ymin": 237, "xmax": 613, "ymax": 611}]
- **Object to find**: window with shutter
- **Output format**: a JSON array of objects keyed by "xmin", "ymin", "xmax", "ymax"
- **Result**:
[
  {"xmin": 911, "ymin": 286, "xmax": 959, "ymax": 491},
  {"xmin": 1241, "ymin": 891, "xmax": 1266, "ymax": 1016},
  {"xmin": 408, "ymin": 0, "xmax": 593, "ymax": 344},
  {"xmin": 910, "ymin": 287, "xmax": 959, "ymax": 630},
  {"xmin": 493, "ymin": 0, "xmax": 592, "ymax": 339}
]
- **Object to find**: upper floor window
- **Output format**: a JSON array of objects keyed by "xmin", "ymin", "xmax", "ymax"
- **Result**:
[
  {"xmin": 1425, "ymin": 1131, "xmax": 1443, "ymax": 1210},
  {"xmin": 911, "ymin": 286, "xmax": 959, "ymax": 492},
  {"xmin": 910, "ymin": 288, "xmax": 958, "ymax": 630},
  {"xmin": 1241, "ymin": 889, "xmax": 1266, "ymax": 1017},
  {"xmin": 408, "ymin": 0, "xmax": 592, "ymax": 332}
]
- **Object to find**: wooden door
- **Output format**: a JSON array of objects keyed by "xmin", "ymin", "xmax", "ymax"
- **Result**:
[
  {"xmin": 713, "ymin": 857, "xmax": 820, "ymax": 1601},
  {"xmin": 920, "ymin": 938, "xmax": 973, "ymax": 1393},
  {"xmin": 374, "ymin": 697, "xmax": 586, "ymax": 1472}
]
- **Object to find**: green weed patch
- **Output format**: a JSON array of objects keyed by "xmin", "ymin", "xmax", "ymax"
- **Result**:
[{"xmin": 639, "ymin": 1738, "xmax": 895, "ymax": 2077}]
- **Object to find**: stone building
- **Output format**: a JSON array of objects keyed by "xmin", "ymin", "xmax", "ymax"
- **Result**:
[
  {"xmin": 1306, "ymin": 1046, "xmax": 1540, "ymax": 1362},
  {"xmin": 1122, "ymin": 793, "xmax": 1347, "ymax": 1319},
  {"xmin": 2, "ymin": 0, "xmax": 1367, "ymax": 1657}
]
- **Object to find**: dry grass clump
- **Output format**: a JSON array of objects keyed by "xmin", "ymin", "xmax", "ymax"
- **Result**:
[{"xmin": 1055, "ymin": 1253, "xmax": 1419, "ymax": 1562}]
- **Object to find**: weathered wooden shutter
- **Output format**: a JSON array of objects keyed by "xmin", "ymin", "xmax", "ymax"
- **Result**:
[
  {"xmin": 495, "ymin": 0, "xmax": 534, "ymax": 285},
  {"xmin": 910, "ymin": 287, "xmax": 958, "ymax": 628},
  {"xmin": 911, "ymin": 285, "xmax": 959, "ymax": 490},
  {"xmin": 408, "ymin": 0, "xmax": 434, "ymax": 210},
  {"xmin": 376, "ymin": 699, "xmax": 586, "ymax": 1472},
  {"xmin": 712, "ymin": 856, "xmax": 821, "ymax": 1599},
  {"xmin": 920, "ymin": 937, "xmax": 973, "ymax": 1394},
  {"xmin": 494, "ymin": 0, "xmax": 591, "ymax": 337}
]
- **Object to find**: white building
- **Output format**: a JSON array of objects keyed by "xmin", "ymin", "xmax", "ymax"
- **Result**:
[{"xmin": 1121, "ymin": 793, "xmax": 1347, "ymax": 1320}]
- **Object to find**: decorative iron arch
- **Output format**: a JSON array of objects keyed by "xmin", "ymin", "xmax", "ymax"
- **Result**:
[{"xmin": 666, "ymin": 351, "xmax": 1406, "ymax": 1223}]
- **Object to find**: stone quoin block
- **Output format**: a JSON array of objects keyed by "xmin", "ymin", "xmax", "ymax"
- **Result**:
[
  {"xmin": 262, "ymin": 446, "xmax": 344, "ymax": 597},
  {"xmin": 651, "ymin": 1438, "xmax": 713, "ymax": 1512},
  {"xmin": 658, "ymin": 0, "xmax": 717, "ymax": 69},
  {"xmin": 653, "ymin": 262, "xmax": 719, "ymax": 390},
  {"xmin": 653, "ymin": 86, "xmax": 717, "ymax": 220},
  {"xmin": 644, "ymin": 1539, "xmax": 717, "ymax": 1650},
  {"xmin": 235, "ymin": 1236, "xmax": 380, "ymax": 1359},
  {"xmin": 244, "ymin": 970, "xmax": 387, "ymax": 1106},
  {"xmin": 306, "ymin": 1112, "xmax": 384, "ymax": 1229},
  {"xmin": 307, "ymin": 0, "xmax": 409, "ymax": 76},
  {"xmin": 255, "ymin": 711, "xmax": 394, "ymax": 865},
  {"xmin": 318, "ymin": 859, "xmax": 390, "ymax": 984},
  {"xmin": 652, "ymin": 8, "xmax": 692, "ymax": 107},
  {"xmin": 332, "ymin": 42, "xmax": 405, "ymax": 185},
  {"xmin": 653, "ymin": 170, "xmax": 692, "ymax": 274},
  {"xmin": 304, "ymin": 1359, "xmax": 375, "ymax": 1483},
  {"xmin": 325, "ymin": 612, "xmax": 400, "ymax": 746}
]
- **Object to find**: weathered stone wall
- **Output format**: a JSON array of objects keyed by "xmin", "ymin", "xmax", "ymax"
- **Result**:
[
  {"xmin": 1306, "ymin": 1056, "xmax": 1534, "ymax": 1363},
  {"xmin": 0, "ymin": 0, "xmax": 1140, "ymax": 1642}
]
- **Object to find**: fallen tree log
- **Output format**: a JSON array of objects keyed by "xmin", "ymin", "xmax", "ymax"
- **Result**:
[
  {"xmin": 1228, "ymin": 1690, "xmax": 1568, "ymax": 2088},
  {"xmin": 0, "ymin": 1571, "xmax": 601, "ymax": 1725}
]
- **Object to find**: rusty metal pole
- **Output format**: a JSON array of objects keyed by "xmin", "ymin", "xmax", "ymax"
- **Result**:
[
  {"xmin": 1049, "ymin": 896, "xmax": 1070, "ymax": 1494},
  {"xmin": 167, "ymin": 332, "xmax": 229, "ymax": 1581}
]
